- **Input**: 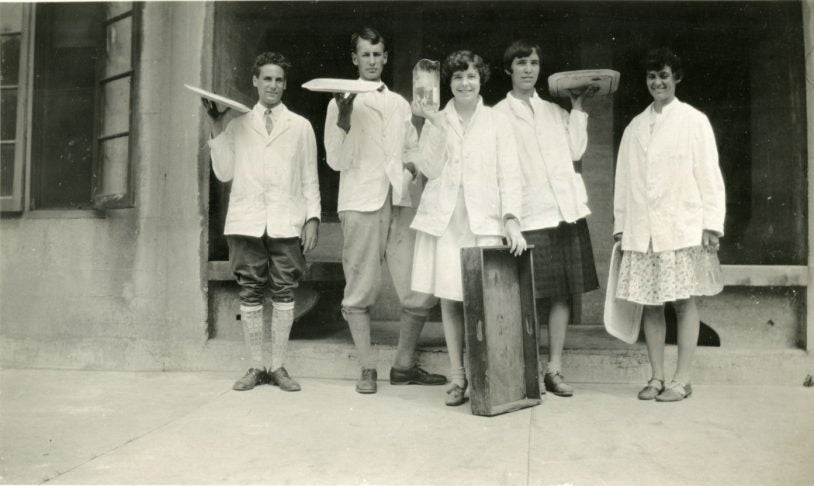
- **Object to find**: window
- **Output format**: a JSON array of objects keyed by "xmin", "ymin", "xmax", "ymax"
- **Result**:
[
  {"xmin": 0, "ymin": 4, "xmax": 28, "ymax": 211},
  {"xmin": 0, "ymin": 2, "xmax": 140, "ymax": 213}
]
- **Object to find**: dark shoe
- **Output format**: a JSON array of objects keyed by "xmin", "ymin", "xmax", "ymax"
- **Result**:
[
  {"xmin": 390, "ymin": 365, "xmax": 447, "ymax": 386},
  {"xmin": 232, "ymin": 368, "xmax": 268, "ymax": 391},
  {"xmin": 269, "ymin": 367, "xmax": 301, "ymax": 392},
  {"xmin": 655, "ymin": 381, "xmax": 693, "ymax": 402},
  {"xmin": 356, "ymin": 368, "xmax": 377, "ymax": 394},
  {"xmin": 638, "ymin": 378, "xmax": 665, "ymax": 400},
  {"xmin": 544, "ymin": 371, "xmax": 574, "ymax": 397},
  {"xmin": 445, "ymin": 380, "xmax": 468, "ymax": 406}
]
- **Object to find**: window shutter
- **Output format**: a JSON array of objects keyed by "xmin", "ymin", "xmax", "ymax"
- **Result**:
[{"xmin": 92, "ymin": 2, "xmax": 141, "ymax": 209}]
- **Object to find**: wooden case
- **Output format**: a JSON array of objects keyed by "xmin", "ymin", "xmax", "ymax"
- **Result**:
[{"xmin": 461, "ymin": 246, "xmax": 541, "ymax": 416}]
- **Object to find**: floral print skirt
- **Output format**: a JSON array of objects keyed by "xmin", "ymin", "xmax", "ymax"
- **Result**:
[{"xmin": 615, "ymin": 244, "xmax": 723, "ymax": 306}]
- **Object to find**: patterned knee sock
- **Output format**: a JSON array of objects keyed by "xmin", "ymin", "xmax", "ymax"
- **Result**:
[
  {"xmin": 240, "ymin": 304, "xmax": 264, "ymax": 369},
  {"xmin": 270, "ymin": 301, "xmax": 295, "ymax": 372}
]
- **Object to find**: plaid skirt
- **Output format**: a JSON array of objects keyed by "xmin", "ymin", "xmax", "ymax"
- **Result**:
[{"xmin": 523, "ymin": 219, "xmax": 599, "ymax": 298}]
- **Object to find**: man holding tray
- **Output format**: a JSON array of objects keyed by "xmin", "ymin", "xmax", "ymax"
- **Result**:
[
  {"xmin": 204, "ymin": 52, "xmax": 320, "ymax": 392},
  {"xmin": 324, "ymin": 27, "xmax": 446, "ymax": 394}
]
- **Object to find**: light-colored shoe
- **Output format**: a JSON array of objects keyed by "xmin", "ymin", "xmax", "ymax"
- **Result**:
[
  {"xmin": 445, "ymin": 380, "xmax": 468, "ymax": 406},
  {"xmin": 655, "ymin": 381, "xmax": 693, "ymax": 402},
  {"xmin": 637, "ymin": 378, "xmax": 665, "ymax": 400}
]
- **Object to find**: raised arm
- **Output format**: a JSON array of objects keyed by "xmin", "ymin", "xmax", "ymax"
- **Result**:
[
  {"xmin": 323, "ymin": 95, "xmax": 358, "ymax": 171},
  {"xmin": 203, "ymin": 99, "xmax": 236, "ymax": 182}
]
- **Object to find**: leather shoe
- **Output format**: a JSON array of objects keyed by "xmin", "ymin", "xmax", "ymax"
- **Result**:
[
  {"xmin": 638, "ymin": 378, "xmax": 665, "ymax": 400},
  {"xmin": 269, "ymin": 367, "xmax": 301, "ymax": 392},
  {"xmin": 544, "ymin": 371, "xmax": 574, "ymax": 397},
  {"xmin": 356, "ymin": 368, "xmax": 377, "ymax": 394},
  {"xmin": 390, "ymin": 365, "xmax": 447, "ymax": 386},
  {"xmin": 445, "ymin": 380, "xmax": 468, "ymax": 406},
  {"xmin": 232, "ymin": 368, "xmax": 268, "ymax": 391}
]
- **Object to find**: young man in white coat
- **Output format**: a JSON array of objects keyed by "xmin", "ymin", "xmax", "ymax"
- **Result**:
[
  {"xmin": 204, "ymin": 52, "xmax": 320, "ymax": 392},
  {"xmin": 324, "ymin": 27, "xmax": 446, "ymax": 394}
]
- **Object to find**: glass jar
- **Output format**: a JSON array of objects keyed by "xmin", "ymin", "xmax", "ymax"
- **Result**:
[{"xmin": 413, "ymin": 59, "xmax": 440, "ymax": 110}]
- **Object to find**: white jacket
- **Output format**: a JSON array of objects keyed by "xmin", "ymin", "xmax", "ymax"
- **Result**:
[
  {"xmin": 209, "ymin": 103, "xmax": 321, "ymax": 238},
  {"xmin": 410, "ymin": 98, "xmax": 523, "ymax": 237},
  {"xmin": 614, "ymin": 99, "xmax": 725, "ymax": 253},
  {"xmin": 324, "ymin": 85, "xmax": 416, "ymax": 211},
  {"xmin": 494, "ymin": 91, "xmax": 590, "ymax": 230}
]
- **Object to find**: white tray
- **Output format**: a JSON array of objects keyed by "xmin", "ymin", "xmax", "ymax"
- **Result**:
[
  {"xmin": 547, "ymin": 69, "xmax": 620, "ymax": 98},
  {"xmin": 302, "ymin": 78, "xmax": 383, "ymax": 94},
  {"xmin": 184, "ymin": 84, "xmax": 251, "ymax": 113}
]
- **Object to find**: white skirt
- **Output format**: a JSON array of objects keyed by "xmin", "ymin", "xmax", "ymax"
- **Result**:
[{"xmin": 411, "ymin": 189, "xmax": 502, "ymax": 301}]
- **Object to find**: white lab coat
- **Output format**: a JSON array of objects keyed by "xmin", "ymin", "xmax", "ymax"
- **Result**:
[
  {"xmin": 209, "ymin": 103, "xmax": 320, "ymax": 238},
  {"xmin": 613, "ymin": 99, "xmax": 725, "ymax": 253},
  {"xmin": 410, "ymin": 98, "xmax": 523, "ymax": 237},
  {"xmin": 324, "ymin": 85, "xmax": 416, "ymax": 211},
  {"xmin": 494, "ymin": 91, "xmax": 590, "ymax": 230}
]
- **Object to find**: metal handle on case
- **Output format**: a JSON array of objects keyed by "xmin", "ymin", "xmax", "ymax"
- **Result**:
[
  {"xmin": 525, "ymin": 315, "xmax": 533, "ymax": 335},
  {"xmin": 477, "ymin": 320, "xmax": 484, "ymax": 342}
]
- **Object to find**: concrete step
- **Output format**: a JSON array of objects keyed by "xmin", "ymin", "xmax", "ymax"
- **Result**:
[{"xmin": 181, "ymin": 322, "xmax": 814, "ymax": 386}]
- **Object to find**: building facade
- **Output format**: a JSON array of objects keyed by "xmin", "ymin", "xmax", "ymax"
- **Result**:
[{"xmin": 1, "ymin": 1, "xmax": 812, "ymax": 379}]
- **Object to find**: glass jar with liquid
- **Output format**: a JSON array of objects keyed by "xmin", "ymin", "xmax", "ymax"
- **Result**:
[{"xmin": 413, "ymin": 59, "xmax": 440, "ymax": 110}]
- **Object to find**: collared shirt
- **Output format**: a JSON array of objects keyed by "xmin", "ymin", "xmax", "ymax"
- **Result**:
[
  {"xmin": 494, "ymin": 91, "xmax": 590, "ymax": 231},
  {"xmin": 614, "ymin": 99, "xmax": 726, "ymax": 253},
  {"xmin": 410, "ymin": 97, "xmax": 523, "ymax": 237},
  {"xmin": 324, "ymin": 83, "xmax": 417, "ymax": 212},
  {"xmin": 209, "ymin": 102, "xmax": 321, "ymax": 238}
]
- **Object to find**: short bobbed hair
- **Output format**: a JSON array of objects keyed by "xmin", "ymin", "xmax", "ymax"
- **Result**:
[
  {"xmin": 351, "ymin": 27, "xmax": 386, "ymax": 53},
  {"xmin": 442, "ymin": 50, "xmax": 491, "ymax": 85},
  {"xmin": 642, "ymin": 47, "xmax": 683, "ymax": 81},
  {"xmin": 253, "ymin": 52, "xmax": 291, "ymax": 79},
  {"xmin": 503, "ymin": 40, "xmax": 542, "ymax": 72}
]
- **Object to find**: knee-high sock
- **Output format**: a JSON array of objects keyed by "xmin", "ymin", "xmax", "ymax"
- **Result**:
[
  {"xmin": 240, "ymin": 304, "xmax": 264, "ymax": 369},
  {"xmin": 393, "ymin": 309, "xmax": 426, "ymax": 370},
  {"xmin": 345, "ymin": 311, "xmax": 374, "ymax": 369},
  {"xmin": 270, "ymin": 301, "xmax": 295, "ymax": 372}
]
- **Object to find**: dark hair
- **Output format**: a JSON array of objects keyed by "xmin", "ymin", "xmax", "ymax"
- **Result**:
[
  {"xmin": 642, "ymin": 47, "xmax": 683, "ymax": 81},
  {"xmin": 351, "ymin": 27, "xmax": 386, "ymax": 53},
  {"xmin": 253, "ymin": 52, "xmax": 291, "ymax": 78},
  {"xmin": 442, "ymin": 50, "xmax": 491, "ymax": 85},
  {"xmin": 503, "ymin": 40, "xmax": 542, "ymax": 72}
]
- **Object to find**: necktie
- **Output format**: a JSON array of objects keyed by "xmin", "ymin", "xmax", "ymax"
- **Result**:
[{"xmin": 265, "ymin": 109, "xmax": 273, "ymax": 134}]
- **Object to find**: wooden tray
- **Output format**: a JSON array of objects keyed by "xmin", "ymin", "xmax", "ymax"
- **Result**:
[{"xmin": 461, "ymin": 246, "xmax": 541, "ymax": 416}]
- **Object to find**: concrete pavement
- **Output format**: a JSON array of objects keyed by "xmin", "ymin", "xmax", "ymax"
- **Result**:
[{"xmin": 1, "ymin": 369, "xmax": 812, "ymax": 485}]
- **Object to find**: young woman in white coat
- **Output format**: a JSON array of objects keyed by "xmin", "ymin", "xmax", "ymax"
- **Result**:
[
  {"xmin": 411, "ymin": 50, "xmax": 527, "ymax": 406},
  {"xmin": 494, "ymin": 40, "xmax": 600, "ymax": 397},
  {"xmin": 614, "ymin": 47, "xmax": 726, "ymax": 402}
]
